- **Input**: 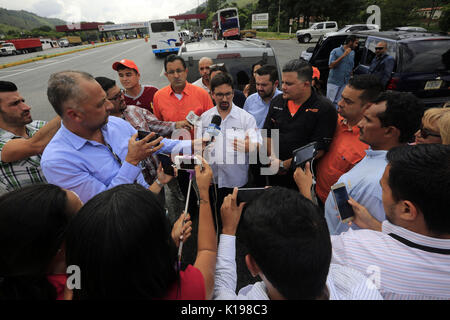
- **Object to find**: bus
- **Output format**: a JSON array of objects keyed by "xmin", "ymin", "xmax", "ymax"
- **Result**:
[
  {"xmin": 148, "ymin": 19, "xmax": 181, "ymax": 57},
  {"xmin": 212, "ymin": 7, "xmax": 240, "ymax": 40}
]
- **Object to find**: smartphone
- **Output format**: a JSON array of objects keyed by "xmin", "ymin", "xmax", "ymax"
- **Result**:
[
  {"xmin": 292, "ymin": 142, "xmax": 317, "ymax": 169},
  {"xmin": 331, "ymin": 183, "xmax": 354, "ymax": 223},
  {"xmin": 174, "ymin": 155, "xmax": 202, "ymax": 171},
  {"xmin": 236, "ymin": 187, "xmax": 267, "ymax": 205},
  {"xmin": 137, "ymin": 130, "xmax": 161, "ymax": 146},
  {"xmin": 157, "ymin": 153, "xmax": 175, "ymax": 176},
  {"xmin": 186, "ymin": 111, "xmax": 200, "ymax": 125}
]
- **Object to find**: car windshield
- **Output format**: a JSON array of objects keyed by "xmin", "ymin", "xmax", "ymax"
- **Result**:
[
  {"xmin": 400, "ymin": 40, "xmax": 450, "ymax": 72},
  {"xmin": 337, "ymin": 26, "xmax": 350, "ymax": 32}
]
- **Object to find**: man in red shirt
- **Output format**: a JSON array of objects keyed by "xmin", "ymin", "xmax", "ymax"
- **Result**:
[
  {"xmin": 112, "ymin": 59, "xmax": 158, "ymax": 113},
  {"xmin": 315, "ymin": 74, "xmax": 384, "ymax": 205}
]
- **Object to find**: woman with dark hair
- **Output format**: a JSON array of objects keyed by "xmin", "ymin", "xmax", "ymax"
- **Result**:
[
  {"xmin": 243, "ymin": 60, "xmax": 266, "ymax": 97},
  {"xmin": 65, "ymin": 158, "xmax": 217, "ymax": 300},
  {"xmin": 0, "ymin": 184, "xmax": 83, "ymax": 300}
]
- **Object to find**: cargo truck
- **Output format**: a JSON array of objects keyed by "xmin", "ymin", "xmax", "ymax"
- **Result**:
[
  {"xmin": 59, "ymin": 36, "xmax": 82, "ymax": 47},
  {"xmin": 1, "ymin": 38, "xmax": 43, "ymax": 55}
]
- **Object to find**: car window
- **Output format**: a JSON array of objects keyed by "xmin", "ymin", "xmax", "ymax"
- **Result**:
[
  {"xmin": 326, "ymin": 23, "xmax": 336, "ymax": 29},
  {"xmin": 314, "ymin": 36, "xmax": 346, "ymax": 60},
  {"xmin": 400, "ymin": 40, "xmax": 450, "ymax": 72},
  {"xmin": 360, "ymin": 38, "xmax": 397, "ymax": 66},
  {"xmin": 316, "ymin": 23, "xmax": 324, "ymax": 29}
]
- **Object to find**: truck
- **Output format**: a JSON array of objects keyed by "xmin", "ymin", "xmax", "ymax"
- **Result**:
[
  {"xmin": 0, "ymin": 42, "xmax": 17, "ymax": 56},
  {"xmin": 59, "ymin": 36, "xmax": 82, "ymax": 47},
  {"xmin": 2, "ymin": 38, "xmax": 43, "ymax": 55}
]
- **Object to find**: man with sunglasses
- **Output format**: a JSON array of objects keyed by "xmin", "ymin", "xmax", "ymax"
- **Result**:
[{"xmin": 368, "ymin": 41, "xmax": 395, "ymax": 88}]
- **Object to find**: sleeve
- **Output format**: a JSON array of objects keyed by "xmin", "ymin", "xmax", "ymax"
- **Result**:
[
  {"xmin": 381, "ymin": 57, "xmax": 395, "ymax": 86},
  {"xmin": 329, "ymin": 48, "xmax": 338, "ymax": 65},
  {"xmin": 312, "ymin": 104, "xmax": 338, "ymax": 151},
  {"xmin": 152, "ymin": 92, "xmax": 163, "ymax": 120},
  {"xmin": 158, "ymin": 138, "xmax": 192, "ymax": 155},
  {"xmin": 41, "ymin": 158, "xmax": 144, "ymax": 204},
  {"xmin": 213, "ymin": 234, "xmax": 239, "ymax": 300},
  {"xmin": 245, "ymin": 113, "xmax": 262, "ymax": 145},
  {"xmin": 203, "ymin": 91, "xmax": 214, "ymax": 113},
  {"xmin": 141, "ymin": 108, "xmax": 175, "ymax": 137},
  {"xmin": 243, "ymin": 96, "xmax": 250, "ymax": 113}
]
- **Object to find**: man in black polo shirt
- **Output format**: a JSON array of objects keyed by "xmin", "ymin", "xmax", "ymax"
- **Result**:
[{"xmin": 263, "ymin": 59, "xmax": 337, "ymax": 189}]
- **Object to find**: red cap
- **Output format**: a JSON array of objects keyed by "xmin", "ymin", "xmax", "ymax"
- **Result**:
[
  {"xmin": 312, "ymin": 66, "xmax": 320, "ymax": 80},
  {"xmin": 112, "ymin": 59, "xmax": 139, "ymax": 74}
]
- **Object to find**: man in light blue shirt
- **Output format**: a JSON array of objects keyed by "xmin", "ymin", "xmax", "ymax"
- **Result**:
[
  {"xmin": 324, "ymin": 91, "xmax": 424, "ymax": 235},
  {"xmin": 243, "ymin": 65, "xmax": 282, "ymax": 129},
  {"xmin": 326, "ymin": 35, "xmax": 358, "ymax": 109},
  {"xmin": 42, "ymin": 71, "xmax": 192, "ymax": 203}
]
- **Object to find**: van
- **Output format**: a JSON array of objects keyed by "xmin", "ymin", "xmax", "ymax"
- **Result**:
[
  {"xmin": 296, "ymin": 21, "xmax": 338, "ymax": 43},
  {"xmin": 148, "ymin": 19, "xmax": 182, "ymax": 57},
  {"xmin": 178, "ymin": 38, "xmax": 281, "ymax": 92}
]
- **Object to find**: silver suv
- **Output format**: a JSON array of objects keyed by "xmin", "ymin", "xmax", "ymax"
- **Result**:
[
  {"xmin": 178, "ymin": 38, "xmax": 281, "ymax": 91},
  {"xmin": 296, "ymin": 21, "xmax": 338, "ymax": 43}
]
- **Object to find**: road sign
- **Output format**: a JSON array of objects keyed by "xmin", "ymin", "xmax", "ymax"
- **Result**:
[{"xmin": 252, "ymin": 13, "xmax": 269, "ymax": 29}]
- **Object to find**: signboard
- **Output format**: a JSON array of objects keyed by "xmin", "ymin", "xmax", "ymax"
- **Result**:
[
  {"xmin": 252, "ymin": 13, "xmax": 269, "ymax": 29},
  {"xmin": 98, "ymin": 22, "xmax": 148, "ymax": 32}
]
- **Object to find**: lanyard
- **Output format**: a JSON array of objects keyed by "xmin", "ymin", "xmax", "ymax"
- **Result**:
[
  {"xmin": 388, "ymin": 233, "xmax": 450, "ymax": 255},
  {"xmin": 106, "ymin": 143, "xmax": 122, "ymax": 166}
]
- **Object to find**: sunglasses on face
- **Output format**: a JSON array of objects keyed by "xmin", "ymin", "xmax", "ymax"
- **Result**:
[
  {"xmin": 375, "ymin": 47, "xmax": 385, "ymax": 51},
  {"xmin": 419, "ymin": 125, "xmax": 441, "ymax": 139}
]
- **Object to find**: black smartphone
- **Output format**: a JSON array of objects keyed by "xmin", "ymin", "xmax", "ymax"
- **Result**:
[
  {"xmin": 236, "ymin": 187, "xmax": 267, "ymax": 205},
  {"xmin": 292, "ymin": 142, "xmax": 317, "ymax": 169},
  {"xmin": 157, "ymin": 153, "xmax": 175, "ymax": 176},
  {"xmin": 331, "ymin": 183, "xmax": 354, "ymax": 223},
  {"xmin": 137, "ymin": 130, "xmax": 160, "ymax": 146}
]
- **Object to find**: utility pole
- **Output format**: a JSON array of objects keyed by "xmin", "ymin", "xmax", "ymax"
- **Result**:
[{"xmin": 277, "ymin": 0, "xmax": 281, "ymax": 33}]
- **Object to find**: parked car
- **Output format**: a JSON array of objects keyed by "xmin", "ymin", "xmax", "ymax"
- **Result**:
[
  {"xmin": 300, "ymin": 46, "xmax": 315, "ymax": 62},
  {"xmin": 324, "ymin": 24, "xmax": 379, "ymax": 39},
  {"xmin": 307, "ymin": 30, "xmax": 450, "ymax": 107},
  {"xmin": 296, "ymin": 21, "xmax": 338, "ymax": 43},
  {"xmin": 178, "ymin": 38, "xmax": 281, "ymax": 92},
  {"xmin": 203, "ymin": 29, "xmax": 213, "ymax": 38}
]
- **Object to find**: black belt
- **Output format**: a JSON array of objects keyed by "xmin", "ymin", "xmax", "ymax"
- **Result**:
[{"xmin": 388, "ymin": 233, "xmax": 450, "ymax": 255}]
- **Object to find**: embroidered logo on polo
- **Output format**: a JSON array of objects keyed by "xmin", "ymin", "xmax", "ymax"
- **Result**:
[{"xmin": 305, "ymin": 108, "xmax": 319, "ymax": 113}]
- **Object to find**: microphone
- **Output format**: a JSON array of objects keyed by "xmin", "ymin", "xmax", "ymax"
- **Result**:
[{"xmin": 205, "ymin": 114, "xmax": 222, "ymax": 143}]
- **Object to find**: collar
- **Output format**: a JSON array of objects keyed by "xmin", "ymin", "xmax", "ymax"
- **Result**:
[
  {"xmin": 0, "ymin": 123, "xmax": 35, "ymax": 140},
  {"xmin": 382, "ymin": 220, "xmax": 450, "ymax": 252},
  {"xmin": 124, "ymin": 86, "xmax": 144, "ymax": 100},
  {"xmin": 168, "ymin": 82, "xmax": 190, "ymax": 97},
  {"xmin": 365, "ymin": 148, "xmax": 387, "ymax": 158},
  {"xmin": 212, "ymin": 103, "xmax": 240, "ymax": 121},
  {"xmin": 338, "ymin": 115, "xmax": 360, "ymax": 133},
  {"xmin": 257, "ymin": 88, "xmax": 282, "ymax": 104},
  {"xmin": 60, "ymin": 121, "xmax": 107, "ymax": 151}
]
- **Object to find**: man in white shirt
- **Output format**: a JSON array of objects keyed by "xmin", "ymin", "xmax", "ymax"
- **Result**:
[
  {"xmin": 192, "ymin": 57, "xmax": 213, "ymax": 93},
  {"xmin": 331, "ymin": 143, "xmax": 450, "ymax": 299},
  {"xmin": 213, "ymin": 186, "xmax": 383, "ymax": 300}
]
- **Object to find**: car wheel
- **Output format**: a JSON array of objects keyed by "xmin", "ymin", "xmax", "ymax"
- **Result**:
[
  {"xmin": 297, "ymin": 36, "xmax": 303, "ymax": 43},
  {"xmin": 304, "ymin": 34, "xmax": 311, "ymax": 43}
]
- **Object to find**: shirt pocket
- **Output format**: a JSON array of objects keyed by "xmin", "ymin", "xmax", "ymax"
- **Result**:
[{"xmin": 334, "ymin": 148, "xmax": 364, "ymax": 175}]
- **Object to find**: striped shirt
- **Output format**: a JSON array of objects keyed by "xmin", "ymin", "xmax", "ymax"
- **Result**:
[
  {"xmin": 331, "ymin": 220, "xmax": 450, "ymax": 299},
  {"xmin": 0, "ymin": 120, "xmax": 47, "ymax": 194}
]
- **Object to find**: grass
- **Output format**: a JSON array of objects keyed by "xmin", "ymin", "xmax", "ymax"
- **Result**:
[{"xmin": 256, "ymin": 31, "xmax": 296, "ymax": 40}]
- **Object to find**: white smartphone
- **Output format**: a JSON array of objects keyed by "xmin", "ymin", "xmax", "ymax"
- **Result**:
[
  {"xmin": 331, "ymin": 182, "xmax": 354, "ymax": 223},
  {"xmin": 174, "ymin": 155, "xmax": 202, "ymax": 171},
  {"xmin": 186, "ymin": 111, "xmax": 200, "ymax": 125}
]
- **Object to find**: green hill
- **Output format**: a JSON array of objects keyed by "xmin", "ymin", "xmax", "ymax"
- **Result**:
[{"xmin": 0, "ymin": 7, "xmax": 66, "ymax": 31}]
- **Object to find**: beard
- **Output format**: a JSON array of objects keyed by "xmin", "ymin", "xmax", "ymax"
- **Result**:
[{"xmin": 218, "ymin": 101, "xmax": 230, "ymax": 111}]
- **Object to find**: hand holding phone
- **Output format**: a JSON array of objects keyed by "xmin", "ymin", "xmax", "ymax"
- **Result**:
[
  {"xmin": 138, "ymin": 130, "xmax": 161, "ymax": 147},
  {"xmin": 157, "ymin": 153, "xmax": 175, "ymax": 176},
  {"xmin": 236, "ymin": 187, "xmax": 267, "ymax": 205},
  {"xmin": 331, "ymin": 183, "xmax": 354, "ymax": 223},
  {"xmin": 292, "ymin": 142, "xmax": 318, "ymax": 169}
]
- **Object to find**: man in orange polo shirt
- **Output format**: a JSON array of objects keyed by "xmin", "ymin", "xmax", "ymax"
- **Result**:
[
  {"xmin": 315, "ymin": 74, "xmax": 384, "ymax": 205},
  {"xmin": 153, "ymin": 54, "xmax": 214, "ymax": 139}
]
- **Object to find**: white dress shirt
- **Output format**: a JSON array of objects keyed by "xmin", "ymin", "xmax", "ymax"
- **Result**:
[
  {"xmin": 197, "ymin": 104, "xmax": 261, "ymax": 188},
  {"xmin": 214, "ymin": 234, "xmax": 383, "ymax": 300},
  {"xmin": 192, "ymin": 78, "xmax": 210, "ymax": 93},
  {"xmin": 331, "ymin": 220, "xmax": 450, "ymax": 299}
]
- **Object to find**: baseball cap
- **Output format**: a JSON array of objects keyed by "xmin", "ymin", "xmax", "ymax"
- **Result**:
[
  {"xmin": 112, "ymin": 59, "xmax": 139, "ymax": 74},
  {"xmin": 312, "ymin": 66, "xmax": 320, "ymax": 80}
]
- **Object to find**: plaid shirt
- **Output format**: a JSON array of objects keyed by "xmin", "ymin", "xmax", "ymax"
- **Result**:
[
  {"xmin": 0, "ymin": 120, "xmax": 47, "ymax": 194},
  {"xmin": 121, "ymin": 105, "xmax": 176, "ymax": 184}
]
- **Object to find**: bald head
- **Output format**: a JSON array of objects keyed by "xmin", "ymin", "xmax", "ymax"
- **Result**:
[
  {"xmin": 198, "ymin": 57, "xmax": 214, "ymax": 83},
  {"xmin": 47, "ymin": 71, "xmax": 95, "ymax": 116}
]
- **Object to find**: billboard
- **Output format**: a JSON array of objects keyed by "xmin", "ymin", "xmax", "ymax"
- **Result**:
[{"xmin": 252, "ymin": 13, "xmax": 269, "ymax": 29}]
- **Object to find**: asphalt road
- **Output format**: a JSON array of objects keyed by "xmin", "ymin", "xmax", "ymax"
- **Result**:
[{"xmin": 0, "ymin": 38, "xmax": 311, "ymax": 122}]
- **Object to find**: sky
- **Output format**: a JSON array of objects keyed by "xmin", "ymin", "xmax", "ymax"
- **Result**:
[{"xmin": 0, "ymin": 0, "xmax": 205, "ymax": 24}]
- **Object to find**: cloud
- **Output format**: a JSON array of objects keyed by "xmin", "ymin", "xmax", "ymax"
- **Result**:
[{"xmin": 0, "ymin": 0, "xmax": 203, "ymax": 23}]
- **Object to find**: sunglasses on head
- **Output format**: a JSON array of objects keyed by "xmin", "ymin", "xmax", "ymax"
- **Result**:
[{"xmin": 419, "ymin": 125, "xmax": 441, "ymax": 139}]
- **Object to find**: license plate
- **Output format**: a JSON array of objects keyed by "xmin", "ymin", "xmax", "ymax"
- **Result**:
[{"xmin": 424, "ymin": 80, "xmax": 443, "ymax": 90}]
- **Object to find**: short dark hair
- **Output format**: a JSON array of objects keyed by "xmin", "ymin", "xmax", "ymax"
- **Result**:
[
  {"xmin": 95, "ymin": 76, "xmax": 116, "ymax": 93},
  {"xmin": 282, "ymin": 59, "xmax": 313, "ymax": 82},
  {"xmin": 47, "ymin": 71, "xmax": 95, "ymax": 116},
  {"xmin": 373, "ymin": 91, "xmax": 424, "ymax": 143},
  {"xmin": 252, "ymin": 60, "xmax": 267, "ymax": 73},
  {"xmin": 344, "ymin": 35, "xmax": 357, "ymax": 44},
  {"xmin": 255, "ymin": 65, "xmax": 278, "ymax": 83},
  {"xmin": 348, "ymin": 74, "xmax": 384, "ymax": 105},
  {"xmin": 115, "ymin": 64, "xmax": 138, "ymax": 74},
  {"xmin": 239, "ymin": 187, "xmax": 331, "ymax": 299},
  {"xmin": 0, "ymin": 184, "xmax": 71, "ymax": 299},
  {"xmin": 210, "ymin": 72, "xmax": 234, "ymax": 92},
  {"xmin": 65, "ymin": 184, "xmax": 179, "ymax": 299},
  {"xmin": 0, "ymin": 81, "xmax": 18, "ymax": 105},
  {"xmin": 209, "ymin": 63, "xmax": 228, "ymax": 76},
  {"xmin": 164, "ymin": 54, "xmax": 186, "ymax": 71},
  {"xmin": 386, "ymin": 144, "xmax": 450, "ymax": 235}
]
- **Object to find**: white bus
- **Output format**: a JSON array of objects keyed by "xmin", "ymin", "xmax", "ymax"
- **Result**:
[{"xmin": 148, "ymin": 19, "xmax": 181, "ymax": 57}]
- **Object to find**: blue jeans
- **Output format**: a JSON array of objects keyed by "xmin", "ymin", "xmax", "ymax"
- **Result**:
[{"xmin": 326, "ymin": 83, "xmax": 345, "ymax": 110}]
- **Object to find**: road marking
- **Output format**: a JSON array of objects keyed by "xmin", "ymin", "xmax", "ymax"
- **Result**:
[{"xmin": 107, "ymin": 42, "xmax": 147, "ymax": 61}]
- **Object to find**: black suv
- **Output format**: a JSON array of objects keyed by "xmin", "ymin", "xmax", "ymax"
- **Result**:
[{"xmin": 305, "ymin": 31, "xmax": 450, "ymax": 107}]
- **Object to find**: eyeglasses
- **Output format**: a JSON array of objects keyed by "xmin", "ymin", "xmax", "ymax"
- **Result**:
[
  {"xmin": 214, "ymin": 92, "xmax": 233, "ymax": 99},
  {"xmin": 166, "ymin": 69, "xmax": 186, "ymax": 75},
  {"xmin": 109, "ymin": 89, "xmax": 124, "ymax": 101},
  {"xmin": 375, "ymin": 47, "xmax": 385, "ymax": 51},
  {"xmin": 419, "ymin": 125, "xmax": 441, "ymax": 139}
]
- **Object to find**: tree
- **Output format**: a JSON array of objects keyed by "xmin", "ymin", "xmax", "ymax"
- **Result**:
[{"xmin": 439, "ymin": 4, "xmax": 450, "ymax": 32}]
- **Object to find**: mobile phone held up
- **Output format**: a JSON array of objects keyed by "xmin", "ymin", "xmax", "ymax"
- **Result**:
[
  {"xmin": 137, "ymin": 130, "xmax": 161, "ymax": 146},
  {"xmin": 174, "ymin": 155, "xmax": 202, "ymax": 171},
  {"xmin": 331, "ymin": 183, "xmax": 354, "ymax": 223},
  {"xmin": 156, "ymin": 153, "xmax": 175, "ymax": 176},
  {"xmin": 292, "ymin": 142, "xmax": 318, "ymax": 169},
  {"xmin": 236, "ymin": 187, "xmax": 267, "ymax": 205}
]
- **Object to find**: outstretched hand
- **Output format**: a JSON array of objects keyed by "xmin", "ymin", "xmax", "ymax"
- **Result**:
[{"xmin": 220, "ymin": 187, "xmax": 245, "ymax": 236}]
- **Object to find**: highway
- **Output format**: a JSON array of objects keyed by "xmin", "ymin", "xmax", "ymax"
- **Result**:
[{"xmin": 0, "ymin": 38, "xmax": 310, "ymax": 122}]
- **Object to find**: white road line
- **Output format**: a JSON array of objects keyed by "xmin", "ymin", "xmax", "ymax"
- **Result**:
[{"xmin": 107, "ymin": 42, "xmax": 147, "ymax": 61}]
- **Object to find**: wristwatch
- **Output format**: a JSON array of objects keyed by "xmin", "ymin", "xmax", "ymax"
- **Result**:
[
  {"xmin": 279, "ymin": 160, "xmax": 285, "ymax": 171},
  {"xmin": 155, "ymin": 178, "xmax": 164, "ymax": 188}
]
